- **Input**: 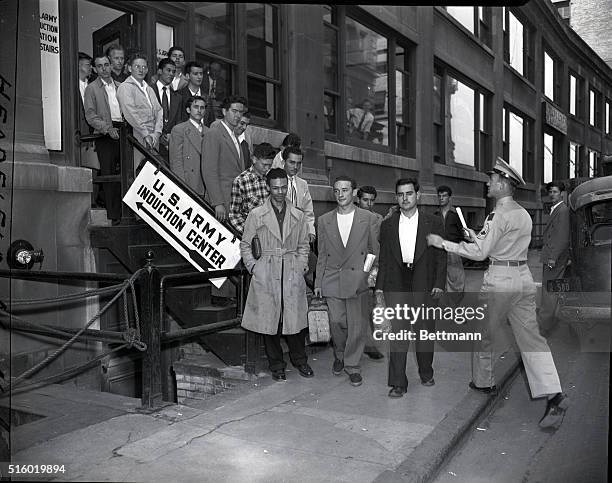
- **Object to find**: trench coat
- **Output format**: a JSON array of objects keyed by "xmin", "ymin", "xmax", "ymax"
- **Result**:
[{"xmin": 240, "ymin": 198, "xmax": 310, "ymax": 335}]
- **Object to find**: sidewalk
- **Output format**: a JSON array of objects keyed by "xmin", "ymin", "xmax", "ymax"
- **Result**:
[{"xmin": 10, "ymin": 251, "xmax": 542, "ymax": 482}]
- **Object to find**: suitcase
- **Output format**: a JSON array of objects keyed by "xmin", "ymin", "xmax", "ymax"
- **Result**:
[{"xmin": 307, "ymin": 296, "xmax": 331, "ymax": 343}]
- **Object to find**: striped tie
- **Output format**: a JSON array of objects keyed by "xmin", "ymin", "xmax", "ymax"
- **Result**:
[{"xmin": 290, "ymin": 178, "xmax": 297, "ymax": 205}]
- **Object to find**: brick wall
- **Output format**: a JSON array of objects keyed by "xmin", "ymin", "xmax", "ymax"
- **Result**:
[{"xmin": 570, "ymin": 0, "xmax": 612, "ymax": 67}]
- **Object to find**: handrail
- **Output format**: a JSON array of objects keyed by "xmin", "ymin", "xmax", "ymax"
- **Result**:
[
  {"xmin": 0, "ymin": 268, "xmax": 129, "ymax": 283},
  {"xmin": 126, "ymin": 133, "xmax": 243, "ymax": 240}
]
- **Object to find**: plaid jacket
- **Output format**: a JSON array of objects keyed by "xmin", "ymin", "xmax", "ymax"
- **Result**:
[{"xmin": 229, "ymin": 166, "xmax": 270, "ymax": 234}]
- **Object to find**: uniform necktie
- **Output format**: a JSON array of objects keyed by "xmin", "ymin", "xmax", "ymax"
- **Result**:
[{"xmin": 161, "ymin": 86, "xmax": 169, "ymax": 124}]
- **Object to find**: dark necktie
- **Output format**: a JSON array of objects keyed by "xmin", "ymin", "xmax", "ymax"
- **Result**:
[
  {"xmin": 241, "ymin": 140, "xmax": 251, "ymax": 168},
  {"xmin": 162, "ymin": 86, "xmax": 169, "ymax": 124},
  {"xmin": 289, "ymin": 177, "xmax": 297, "ymax": 206}
]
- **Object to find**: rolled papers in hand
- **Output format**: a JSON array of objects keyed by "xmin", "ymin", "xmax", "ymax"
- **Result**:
[
  {"xmin": 455, "ymin": 207, "xmax": 468, "ymax": 230},
  {"xmin": 364, "ymin": 253, "xmax": 376, "ymax": 272}
]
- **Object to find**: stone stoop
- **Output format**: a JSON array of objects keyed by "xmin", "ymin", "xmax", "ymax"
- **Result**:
[{"xmin": 173, "ymin": 357, "xmax": 255, "ymax": 405}]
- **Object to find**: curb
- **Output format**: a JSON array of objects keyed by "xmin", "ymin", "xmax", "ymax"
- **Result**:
[{"xmin": 373, "ymin": 353, "xmax": 522, "ymax": 483}]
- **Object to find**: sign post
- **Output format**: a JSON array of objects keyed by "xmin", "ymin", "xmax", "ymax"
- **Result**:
[{"xmin": 122, "ymin": 161, "xmax": 242, "ymax": 287}]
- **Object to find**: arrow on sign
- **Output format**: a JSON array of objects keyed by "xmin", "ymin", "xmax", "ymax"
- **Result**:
[{"xmin": 136, "ymin": 202, "xmax": 214, "ymax": 270}]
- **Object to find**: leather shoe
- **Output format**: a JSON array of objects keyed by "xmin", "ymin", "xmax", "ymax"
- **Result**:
[
  {"xmin": 469, "ymin": 381, "xmax": 497, "ymax": 394},
  {"xmin": 421, "ymin": 378, "xmax": 435, "ymax": 387},
  {"xmin": 348, "ymin": 373, "xmax": 362, "ymax": 386},
  {"xmin": 539, "ymin": 393, "xmax": 569, "ymax": 429},
  {"xmin": 332, "ymin": 359, "xmax": 344, "ymax": 376},
  {"xmin": 271, "ymin": 370, "xmax": 286, "ymax": 381},
  {"xmin": 388, "ymin": 386, "xmax": 407, "ymax": 398},
  {"xmin": 364, "ymin": 349, "xmax": 384, "ymax": 360},
  {"xmin": 297, "ymin": 364, "xmax": 314, "ymax": 378}
]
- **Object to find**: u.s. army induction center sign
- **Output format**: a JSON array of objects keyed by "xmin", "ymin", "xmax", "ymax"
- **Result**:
[{"xmin": 123, "ymin": 161, "xmax": 242, "ymax": 288}]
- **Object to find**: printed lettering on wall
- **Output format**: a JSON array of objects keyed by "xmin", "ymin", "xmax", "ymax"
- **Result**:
[{"xmin": 39, "ymin": 0, "xmax": 62, "ymax": 150}]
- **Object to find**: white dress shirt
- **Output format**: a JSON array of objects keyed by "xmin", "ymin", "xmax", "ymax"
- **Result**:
[
  {"xmin": 156, "ymin": 80, "xmax": 171, "ymax": 110},
  {"xmin": 188, "ymin": 86, "xmax": 202, "ymax": 97},
  {"xmin": 399, "ymin": 209, "xmax": 419, "ymax": 264},
  {"xmin": 102, "ymin": 79, "xmax": 122, "ymax": 121},
  {"xmin": 550, "ymin": 200, "xmax": 563, "ymax": 215},
  {"xmin": 189, "ymin": 118, "xmax": 203, "ymax": 133},
  {"xmin": 171, "ymin": 74, "xmax": 183, "ymax": 91},
  {"xmin": 79, "ymin": 79, "xmax": 88, "ymax": 102},
  {"xmin": 337, "ymin": 210, "xmax": 355, "ymax": 248},
  {"xmin": 220, "ymin": 120, "xmax": 241, "ymax": 158}
]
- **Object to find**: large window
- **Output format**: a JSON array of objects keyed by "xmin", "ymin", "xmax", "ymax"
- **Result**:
[
  {"xmin": 543, "ymin": 50, "xmax": 560, "ymax": 103},
  {"xmin": 434, "ymin": 66, "xmax": 489, "ymax": 168},
  {"xmin": 503, "ymin": 9, "xmax": 533, "ymax": 81},
  {"xmin": 503, "ymin": 106, "xmax": 533, "ymax": 181},
  {"xmin": 606, "ymin": 101, "xmax": 611, "ymax": 135},
  {"xmin": 569, "ymin": 74, "xmax": 577, "ymax": 116},
  {"xmin": 325, "ymin": 7, "xmax": 415, "ymax": 155},
  {"xmin": 569, "ymin": 141, "xmax": 580, "ymax": 178},
  {"xmin": 194, "ymin": 3, "xmax": 281, "ymax": 125},
  {"xmin": 589, "ymin": 87, "xmax": 602, "ymax": 128},
  {"xmin": 443, "ymin": 6, "xmax": 492, "ymax": 45},
  {"xmin": 543, "ymin": 133, "xmax": 554, "ymax": 183}
]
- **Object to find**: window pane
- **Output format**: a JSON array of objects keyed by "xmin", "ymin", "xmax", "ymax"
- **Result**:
[
  {"xmin": 502, "ymin": 107, "xmax": 506, "ymax": 142},
  {"xmin": 589, "ymin": 150, "xmax": 596, "ymax": 177},
  {"xmin": 196, "ymin": 53, "xmax": 231, "ymax": 119},
  {"xmin": 509, "ymin": 12, "xmax": 524, "ymax": 75},
  {"xmin": 569, "ymin": 75, "xmax": 577, "ymax": 116},
  {"xmin": 156, "ymin": 23, "xmax": 174, "ymax": 64},
  {"xmin": 508, "ymin": 112, "xmax": 524, "ymax": 176},
  {"xmin": 544, "ymin": 52, "xmax": 554, "ymax": 101},
  {"xmin": 246, "ymin": 3, "xmax": 278, "ymax": 79},
  {"xmin": 479, "ymin": 93, "xmax": 485, "ymax": 131},
  {"xmin": 194, "ymin": 3, "xmax": 234, "ymax": 59},
  {"xmin": 324, "ymin": 93, "xmax": 336, "ymax": 135},
  {"xmin": 478, "ymin": 6, "xmax": 484, "ymax": 22},
  {"xmin": 345, "ymin": 17, "xmax": 388, "ymax": 145},
  {"xmin": 606, "ymin": 102, "xmax": 610, "ymax": 134},
  {"xmin": 396, "ymin": 71, "xmax": 409, "ymax": 151},
  {"xmin": 569, "ymin": 142, "xmax": 579, "ymax": 178},
  {"xmin": 590, "ymin": 89, "xmax": 595, "ymax": 125},
  {"xmin": 447, "ymin": 6, "xmax": 474, "ymax": 33},
  {"xmin": 247, "ymin": 76, "xmax": 276, "ymax": 120},
  {"xmin": 447, "ymin": 77, "xmax": 475, "ymax": 166},
  {"xmin": 323, "ymin": 5, "xmax": 332, "ymax": 24},
  {"xmin": 433, "ymin": 74, "xmax": 443, "ymax": 161},
  {"xmin": 323, "ymin": 24, "xmax": 338, "ymax": 91},
  {"xmin": 543, "ymin": 133, "xmax": 553, "ymax": 183}
]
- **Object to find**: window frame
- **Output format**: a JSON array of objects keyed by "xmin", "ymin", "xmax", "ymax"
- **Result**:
[
  {"xmin": 434, "ymin": 63, "xmax": 490, "ymax": 170},
  {"xmin": 503, "ymin": 8, "xmax": 534, "ymax": 82},
  {"xmin": 442, "ymin": 6, "xmax": 493, "ymax": 46},
  {"xmin": 193, "ymin": 3, "xmax": 284, "ymax": 129},
  {"xmin": 589, "ymin": 86, "xmax": 602, "ymax": 129},
  {"xmin": 542, "ymin": 47, "xmax": 562, "ymax": 104},
  {"xmin": 502, "ymin": 105, "xmax": 534, "ymax": 182},
  {"xmin": 323, "ymin": 5, "xmax": 416, "ymax": 156}
]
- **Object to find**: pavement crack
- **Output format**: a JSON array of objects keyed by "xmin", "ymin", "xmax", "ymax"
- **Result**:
[{"xmin": 110, "ymin": 430, "xmax": 133, "ymax": 458}]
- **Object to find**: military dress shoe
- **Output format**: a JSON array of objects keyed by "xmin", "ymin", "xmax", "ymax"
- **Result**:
[
  {"xmin": 271, "ymin": 370, "xmax": 286, "ymax": 381},
  {"xmin": 332, "ymin": 359, "xmax": 344, "ymax": 376},
  {"xmin": 297, "ymin": 364, "xmax": 314, "ymax": 378},
  {"xmin": 348, "ymin": 373, "xmax": 363, "ymax": 387},
  {"xmin": 539, "ymin": 393, "xmax": 569, "ymax": 429},
  {"xmin": 421, "ymin": 378, "xmax": 435, "ymax": 387},
  {"xmin": 388, "ymin": 386, "xmax": 407, "ymax": 398},
  {"xmin": 469, "ymin": 381, "xmax": 497, "ymax": 394},
  {"xmin": 364, "ymin": 349, "xmax": 384, "ymax": 360}
]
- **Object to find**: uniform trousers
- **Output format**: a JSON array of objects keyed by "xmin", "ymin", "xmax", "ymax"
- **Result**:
[
  {"xmin": 327, "ymin": 293, "xmax": 369, "ymax": 373},
  {"xmin": 473, "ymin": 264, "xmax": 562, "ymax": 398}
]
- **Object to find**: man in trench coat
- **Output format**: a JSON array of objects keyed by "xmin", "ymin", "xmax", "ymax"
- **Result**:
[{"xmin": 240, "ymin": 168, "xmax": 314, "ymax": 381}]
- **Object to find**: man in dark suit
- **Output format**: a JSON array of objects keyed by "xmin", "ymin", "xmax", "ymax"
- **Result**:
[
  {"xmin": 169, "ymin": 96, "xmax": 208, "ymax": 196},
  {"xmin": 538, "ymin": 181, "xmax": 570, "ymax": 335},
  {"xmin": 375, "ymin": 178, "xmax": 446, "ymax": 397},
  {"xmin": 202, "ymin": 61, "xmax": 227, "ymax": 124},
  {"xmin": 434, "ymin": 185, "xmax": 465, "ymax": 307},
  {"xmin": 201, "ymin": 95, "xmax": 248, "ymax": 222},
  {"xmin": 314, "ymin": 176, "xmax": 380, "ymax": 387},
  {"xmin": 177, "ymin": 61, "xmax": 205, "ymax": 123},
  {"xmin": 151, "ymin": 58, "xmax": 182, "ymax": 163}
]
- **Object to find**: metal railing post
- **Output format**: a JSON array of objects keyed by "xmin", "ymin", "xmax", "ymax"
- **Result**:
[
  {"xmin": 119, "ymin": 123, "xmax": 134, "ymax": 221},
  {"xmin": 139, "ymin": 251, "xmax": 163, "ymax": 408}
]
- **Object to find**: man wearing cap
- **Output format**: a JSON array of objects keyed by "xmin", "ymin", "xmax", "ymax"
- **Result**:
[{"xmin": 427, "ymin": 157, "xmax": 569, "ymax": 430}]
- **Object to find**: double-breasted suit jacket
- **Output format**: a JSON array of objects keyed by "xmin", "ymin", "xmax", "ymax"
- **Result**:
[
  {"xmin": 201, "ymin": 121, "xmax": 244, "ymax": 209},
  {"xmin": 169, "ymin": 121, "xmax": 208, "ymax": 195}
]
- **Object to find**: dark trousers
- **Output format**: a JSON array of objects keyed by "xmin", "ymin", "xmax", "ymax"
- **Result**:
[
  {"xmin": 263, "ymin": 325, "xmax": 307, "ymax": 372},
  {"xmin": 386, "ymin": 267, "xmax": 435, "ymax": 387},
  {"xmin": 94, "ymin": 136, "xmax": 122, "ymax": 220}
]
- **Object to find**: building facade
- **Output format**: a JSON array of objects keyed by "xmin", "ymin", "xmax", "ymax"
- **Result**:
[{"xmin": 1, "ymin": 0, "xmax": 612, "ymax": 393}]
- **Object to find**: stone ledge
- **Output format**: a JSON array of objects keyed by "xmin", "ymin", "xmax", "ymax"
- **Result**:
[{"xmin": 3, "ymin": 162, "xmax": 91, "ymax": 192}]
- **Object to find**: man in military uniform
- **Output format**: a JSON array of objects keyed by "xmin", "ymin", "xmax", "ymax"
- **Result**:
[{"xmin": 427, "ymin": 157, "xmax": 568, "ymax": 430}]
